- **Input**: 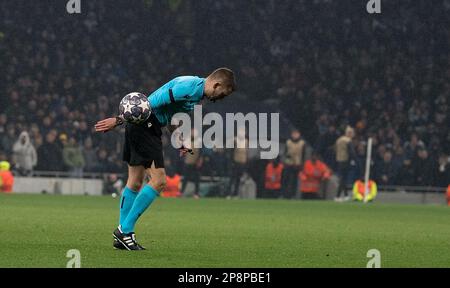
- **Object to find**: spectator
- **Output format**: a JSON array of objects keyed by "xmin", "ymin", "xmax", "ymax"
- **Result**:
[
  {"xmin": 62, "ymin": 136, "xmax": 86, "ymax": 178},
  {"xmin": 374, "ymin": 151, "xmax": 397, "ymax": 186},
  {"xmin": 392, "ymin": 146, "xmax": 406, "ymax": 171},
  {"xmin": 180, "ymin": 150, "xmax": 202, "ymax": 198},
  {"xmin": 0, "ymin": 114, "xmax": 8, "ymax": 153},
  {"xmin": 396, "ymin": 159, "xmax": 415, "ymax": 186},
  {"xmin": 334, "ymin": 126, "xmax": 356, "ymax": 201},
  {"xmin": 404, "ymin": 133, "xmax": 426, "ymax": 160},
  {"xmin": 163, "ymin": 170, "xmax": 182, "ymax": 198},
  {"xmin": 36, "ymin": 131, "xmax": 64, "ymax": 172},
  {"xmin": 12, "ymin": 131, "xmax": 37, "ymax": 176},
  {"xmin": 263, "ymin": 158, "xmax": 284, "ymax": 199},
  {"xmin": 106, "ymin": 153, "xmax": 125, "ymax": 174},
  {"xmin": 40, "ymin": 116, "xmax": 53, "ymax": 138},
  {"xmin": 95, "ymin": 149, "xmax": 118, "ymax": 174},
  {"xmin": 58, "ymin": 134, "xmax": 68, "ymax": 152},
  {"xmin": 228, "ymin": 129, "xmax": 248, "ymax": 198},
  {"xmin": 180, "ymin": 132, "xmax": 203, "ymax": 199},
  {"xmin": 412, "ymin": 149, "xmax": 435, "ymax": 186},
  {"xmin": 238, "ymin": 172, "xmax": 257, "ymax": 200},
  {"xmin": 315, "ymin": 124, "xmax": 338, "ymax": 166},
  {"xmin": 0, "ymin": 161, "xmax": 14, "ymax": 193},
  {"xmin": 354, "ymin": 142, "xmax": 367, "ymax": 179},
  {"xmin": 199, "ymin": 147, "xmax": 215, "ymax": 177},
  {"xmin": 447, "ymin": 186, "xmax": 450, "ymax": 206},
  {"xmin": 103, "ymin": 173, "xmax": 124, "ymax": 196},
  {"xmin": 0, "ymin": 152, "xmax": 8, "ymax": 163},
  {"xmin": 435, "ymin": 154, "xmax": 450, "ymax": 188},
  {"xmin": 299, "ymin": 152, "xmax": 331, "ymax": 200},
  {"xmin": 83, "ymin": 137, "xmax": 99, "ymax": 172},
  {"xmin": 282, "ymin": 129, "xmax": 306, "ymax": 199},
  {"xmin": 1, "ymin": 127, "xmax": 16, "ymax": 155},
  {"xmin": 211, "ymin": 148, "xmax": 229, "ymax": 177}
]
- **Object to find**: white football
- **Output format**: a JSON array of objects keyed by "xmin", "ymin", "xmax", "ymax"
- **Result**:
[{"xmin": 119, "ymin": 92, "xmax": 151, "ymax": 124}]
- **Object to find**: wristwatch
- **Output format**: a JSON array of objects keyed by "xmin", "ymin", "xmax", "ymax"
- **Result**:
[{"xmin": 115, "ymin": 116, "xmax": 124, "ymax": 127}]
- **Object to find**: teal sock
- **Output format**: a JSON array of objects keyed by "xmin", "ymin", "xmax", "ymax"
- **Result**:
[
  {"xmin": 121, "ymin": 185, "xmax": 159, "ymax": 234},
  {"xmin": 119, "ymin": 187, "xmax": 138, "ymax": 226}
]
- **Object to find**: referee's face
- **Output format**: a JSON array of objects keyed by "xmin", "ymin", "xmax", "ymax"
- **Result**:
[{"xmin": 210, "ymin": 84, "xmax": 233, "ymax": 102}]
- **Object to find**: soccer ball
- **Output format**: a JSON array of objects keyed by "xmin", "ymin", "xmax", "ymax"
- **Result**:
[{"xmin": 119, "ymin": 92, "xmax": 151, "ymax": 124}]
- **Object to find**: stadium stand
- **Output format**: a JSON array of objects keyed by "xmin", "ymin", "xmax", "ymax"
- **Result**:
[{"xmin": 0, "ymin": 0, "xmax": 448, "ymax": 195}]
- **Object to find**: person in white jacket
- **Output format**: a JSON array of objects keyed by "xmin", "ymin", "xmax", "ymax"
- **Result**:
[
  {"xmin": 12, "ymin": 131, "xmax": 37, "ymax": 176},
  {"xmin": 238, "ymin": 172, "xmax": 257, "ymax": 199}
]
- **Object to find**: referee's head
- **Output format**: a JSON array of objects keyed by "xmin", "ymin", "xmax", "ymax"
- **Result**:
[{"xmin": 205, "ymin": 68, "xmax": 236, "ymax": 102}]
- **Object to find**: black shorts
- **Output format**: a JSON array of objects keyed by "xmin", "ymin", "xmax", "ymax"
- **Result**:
[{"xmin": 123, "ymin": 113, "xmax": 165, "ymax": 169}]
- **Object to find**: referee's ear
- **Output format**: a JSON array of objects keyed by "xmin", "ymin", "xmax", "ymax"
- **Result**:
[{"xmin": 209, "ymin": 68, "xmax": 236, "ymax": 90}]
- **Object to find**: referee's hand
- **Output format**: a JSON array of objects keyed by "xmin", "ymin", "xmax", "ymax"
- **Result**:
[
  {"xmin": 95, "ymin": 117, "xmax": 117, "ymax": 133},
  {"xmin": 179, "ymin": 147, "xmax": 194, "ymax": 157}
]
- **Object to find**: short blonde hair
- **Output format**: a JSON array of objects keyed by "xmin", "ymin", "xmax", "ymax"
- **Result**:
[
  {"xmin": 345, "ymin": 126, "xmax": 355, "ymax": 137},
  {"xmin": 209, "ymin": 68, "xmax": 236, "ymax": 91}
]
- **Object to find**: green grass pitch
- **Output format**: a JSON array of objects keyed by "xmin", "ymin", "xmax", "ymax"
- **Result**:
[{"xmin": 0, "ymin": 194, "xmax": 449, "ymax": 268}]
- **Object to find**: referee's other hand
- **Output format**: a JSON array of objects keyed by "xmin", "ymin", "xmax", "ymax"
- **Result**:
[
  {"xmin": 95, "ymin": 117, "xmax": 117, "ymax": 133},
  {"xmin": 179, "ymin": 147, "xmax": 194, "ymax": 157}
]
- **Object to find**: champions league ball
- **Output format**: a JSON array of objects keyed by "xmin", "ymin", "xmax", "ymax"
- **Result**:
[{"xmin": 119, "ymin": 92, "xmax": 151, "ymax": 124}]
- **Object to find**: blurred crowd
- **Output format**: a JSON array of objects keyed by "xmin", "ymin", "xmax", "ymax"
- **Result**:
[{"xmin": 0, "ymin": 0, "xmax": 449, "ymax": 193}]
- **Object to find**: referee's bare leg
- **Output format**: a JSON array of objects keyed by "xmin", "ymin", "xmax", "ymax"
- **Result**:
[{"xmin": 146, "ymin": 163, "xmax": 167, "ymax": 193}]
